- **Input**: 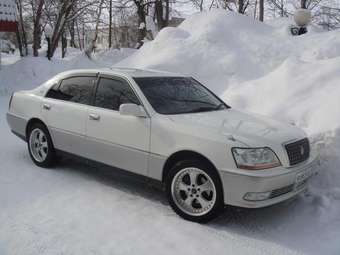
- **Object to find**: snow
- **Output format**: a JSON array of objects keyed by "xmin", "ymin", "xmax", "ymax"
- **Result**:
[
  {"xmin": 0, "ymin": 48, "xmax": 137, "ymax": 93},
  {"xmin": 0, "ymin": 51, "xmax": 20, "ymax": 66},
  {"xmin": 119, "ymin": 11, "xmax": 340, "ymax": 94},
  {"xmin": 227, "ymin": 56, "xmax": 340, "ymax": 135},
  {"xmin": 1, "ymin": 10, "xmax": 340, "ymax": 254},
  {"xmin": 139, "ymin": 22, "xmax": 146, "ymax": 29}
]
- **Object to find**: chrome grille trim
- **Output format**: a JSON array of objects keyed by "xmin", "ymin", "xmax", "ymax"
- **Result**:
[{"xmin": 285, "ymin": 138, "xmax": 310, "ymax": 166}]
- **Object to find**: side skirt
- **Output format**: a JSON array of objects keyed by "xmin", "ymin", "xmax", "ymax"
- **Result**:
[{"xmin": 55, "ymin": 149, "xmax": 165, "ymax": 191}]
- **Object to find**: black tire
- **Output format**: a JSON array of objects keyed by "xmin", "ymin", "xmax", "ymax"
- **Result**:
[
  {"xmin": 166, "ymin": 159, "xmax": 224, "ymax": 223},
  {"xmin": 27, "ymin": 122, "xmax": 56, "ymax": 168}
]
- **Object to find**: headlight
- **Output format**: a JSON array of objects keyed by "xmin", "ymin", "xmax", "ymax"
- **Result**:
[{"xmin": 231, "ymin": 147, "xmax": 281, "ymax": 170}]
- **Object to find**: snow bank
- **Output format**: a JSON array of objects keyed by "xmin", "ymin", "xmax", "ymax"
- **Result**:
[
  {"xmin": 225, "ymin": 56, "xmax": 340, "ymax": 135},
  {"xmin": 118, "ymin": 10, "xmax": 340, "ymax": 93},
  {"xmin": 92, "ymin": 48, "xmax": 137, "ymax": 66},
  {"xmin": 119, "ymin": 11, "xmax": 275, "ymax": 94}
]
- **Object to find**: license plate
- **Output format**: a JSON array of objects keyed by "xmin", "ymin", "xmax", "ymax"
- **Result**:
[{"xmin": 295, "ymin": 166, "xmax": 315, "ymax": 190}]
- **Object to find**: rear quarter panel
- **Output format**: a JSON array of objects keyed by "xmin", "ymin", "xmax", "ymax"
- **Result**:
[{"xmin": 7, "ymin": 91, "xmax": 43, "ymax": 138}]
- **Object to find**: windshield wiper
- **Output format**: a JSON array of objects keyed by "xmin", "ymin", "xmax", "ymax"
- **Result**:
[
  {"xmin": 169, "ymin": 104, "xmax": 227, "ymax": 115},
  {"xmin": 184, "ymin": 104, "xmax": 227, "ymax": 114},
  {"xmin": 214, "ymin": 103, "xmax": 226, "ymax": 110},
  {"xmin": 186, "ymin": 107, "xmax": 216, "ymax": 113}
]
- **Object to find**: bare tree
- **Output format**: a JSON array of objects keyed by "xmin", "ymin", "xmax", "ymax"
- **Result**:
[
  {"xmin": 32, "ymin": 0, "xmax": 45, "ymax": 56},
  {"xmin": 85, "ymin": 0, "xmax": 105, "ymax": 57},
  {"xmin": 49, "ymin": 0, "xmax": 75, "ymax": 58},
  {"xmin": 315, "ymin": 5, "xmax": 340, "ymax": 29},
  {"xmin": 108, "ymin": 0, "xmax": 113, "ymax": 48},
  {"xmin": 155, "ymin": 0, "xmax": 170, "ymax": 30},
  {"xmin": 15, "ymin": 0, "xmax": 28, "ymax": 56},
  {"xmin": 239, "ymin": 0, "xmax": 250, "ymax": 13},
  {"xmin": 259, "ymin": 0, "xmax": 264, "ymax": 20},
  {"xmin": 216, "ymin": 0, "xmax": 250, "ymax": 13},
  {"xmin": 191, "ymin": 0, "xmax": 205, "ymax": 11},
  {"xmin": 267, "ymin": 0, "xmax": 289, "ymax": 17},
  {"xmin": 133, "ymin": 0, "xmax": 147, "ymax": 48}
]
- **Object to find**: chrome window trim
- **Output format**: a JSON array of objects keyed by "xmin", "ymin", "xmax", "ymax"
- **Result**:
[
  {"xmin": 43, "ymin": 73, "xmax": 99, "ymax": 107},
  {"xmin": 95, "ymin": 73, "xmax": 151, "ymax": 118}
]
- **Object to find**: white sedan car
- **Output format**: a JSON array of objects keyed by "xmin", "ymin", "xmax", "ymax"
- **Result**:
[{"xmin": 7, "ymin": 68, "xmax": 319, "ymax": 222}]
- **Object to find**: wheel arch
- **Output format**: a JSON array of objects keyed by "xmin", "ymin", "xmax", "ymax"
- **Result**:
[
  {"xmin": 162, "ymin": 150, "xmax": 222, "ymax": 184},
  {"xmin": 25, "ymin": 118, "xmax": 49, "ymax": 141}
]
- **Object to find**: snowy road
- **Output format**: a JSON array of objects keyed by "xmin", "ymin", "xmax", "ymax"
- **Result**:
[{"xmin": 0, "ymin": 95, "xmax": 339, "ymax": 255}]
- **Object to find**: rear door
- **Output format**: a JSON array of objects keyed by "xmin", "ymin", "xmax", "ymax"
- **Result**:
[
  {"xmin": 85, "ymin": 74, "xmax": 151, "ymax": 175},
  {"xmin": 42, "ymin": 75, "xmax": 96, "ymax": 156}
]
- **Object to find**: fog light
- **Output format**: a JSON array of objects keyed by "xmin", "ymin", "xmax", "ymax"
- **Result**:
[{"xmin": 243, "ymin": 191, "xmax": 271, "ymax": 201}]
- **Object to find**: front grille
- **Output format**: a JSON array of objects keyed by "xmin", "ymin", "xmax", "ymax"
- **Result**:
[
  {"xmin": 269, "ymin": 184, "xmax": 294, "ymax": 199},
  {"xmin": 285, "ymin": 138, "xmax": 310, "ymax": 166}
]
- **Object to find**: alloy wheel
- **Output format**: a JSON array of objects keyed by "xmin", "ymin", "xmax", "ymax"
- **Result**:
[
  {"xmin": 29, "ymin": 128, "xmax": 49, "ymax": 163},
  {"xmin": 171, "ymin": 167, "xmax": 217, "ymax": 216}
]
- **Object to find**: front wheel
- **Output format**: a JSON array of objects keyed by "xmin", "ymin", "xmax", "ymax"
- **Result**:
[
  {"xmin": 166, "ymin": 159, "xmax": 224, "ymax": 223},
  {"xmin": 27, "ymin": 123, "xmax": 56, "ymax": 167}
]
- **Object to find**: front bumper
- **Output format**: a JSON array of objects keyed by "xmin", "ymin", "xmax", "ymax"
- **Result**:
[{"xmin": 220, "ymin": 154, "xmax": 320, "ymax": 208}]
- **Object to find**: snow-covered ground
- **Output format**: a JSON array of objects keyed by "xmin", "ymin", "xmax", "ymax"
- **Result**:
[
  {"xmin": 1, "ymin": 10, "xmax": 340, "ymax": 255},
  {"xmin": 0, "ymin": 52, "xmax": 21, "ymax": 66}
]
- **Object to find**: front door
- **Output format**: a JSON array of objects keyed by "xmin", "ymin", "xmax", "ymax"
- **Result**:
[{"xmin": 86, "ymin": 75, "xmax": 151, "ymax": 175}]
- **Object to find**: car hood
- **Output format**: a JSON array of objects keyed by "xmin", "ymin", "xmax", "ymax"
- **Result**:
[{"xmin": 166, "ymin": 109, "xmax": 306, "ymax": 147}]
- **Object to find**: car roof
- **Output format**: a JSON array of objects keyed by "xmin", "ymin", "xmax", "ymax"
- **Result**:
[
  {"xmin": 56, "ymin": 67, "xmax": 185, "ymax": 79},
  {"xmin": 110, "ymin": 67, "xmax": 183, "ymax": 78}
]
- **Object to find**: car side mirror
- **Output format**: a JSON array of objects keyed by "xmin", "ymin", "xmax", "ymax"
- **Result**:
[{"xmin": 119, "ymin": 103, "xmax": 147, "ymax": 118}]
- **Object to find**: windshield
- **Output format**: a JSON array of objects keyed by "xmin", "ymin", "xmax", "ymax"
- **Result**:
[{"xmin": 134, "ymin": 77, "xmax": 229, "ymax": 115}]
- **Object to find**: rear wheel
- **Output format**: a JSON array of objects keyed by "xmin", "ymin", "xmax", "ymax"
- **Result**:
[
  {"xmin": 27, "ymin": 122, "xmax": 56, "ymax": 167},
  {"xmin": 166, "ymin": 159, "xmax": 224, "ymax": 223}
]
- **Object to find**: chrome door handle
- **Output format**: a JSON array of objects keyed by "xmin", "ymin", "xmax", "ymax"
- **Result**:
[
  {"xmin": 89, "ymin": 113, "xmax": 100, "ymax": 121},
  {"xmin": 43, "ymin": 104, "xmax": 51, "ymax": 110}
]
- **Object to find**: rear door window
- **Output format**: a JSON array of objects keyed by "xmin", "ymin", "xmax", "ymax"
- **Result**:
[{"xmin": 46, "ymin": 76, "xmax": 95, "ymax": 105}]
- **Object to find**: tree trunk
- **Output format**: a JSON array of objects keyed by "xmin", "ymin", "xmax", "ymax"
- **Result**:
[
  {"xmin": 85, "ymin": 0, "xmax": 104, "ymax": 58},
  {"xmin": 280, "ymin": 0, "xmax": 283, "ymax": 16},
  {"xmin": 69, "ymin": 20, "xmax": 76, "ymax": 48},
  {"xmin": 165, "ymin": 0, "xmax": 169, "ymax": 26},
  {"xmin": 46, "ymin": 37, "xmax": 51, "ymax": 60},
  {"xmin": 113, "ymin": 23, "xmax": 119, "ymax": 49},
  {"xmin": 155, "ymin": 0, "xmax": 164, "ymax": 30},
  {"xmin": 16, "ymin": 0, "xmax": 28, "ymax": 56},
  {"xmin": 75, "ymin": 19, "xmax": 82, "ymax": 50},
  {"xmin": 82, "ymin": 22, "xmax": 85, "ymax": 50},
  {"xmin": 259, "ymin": 0, "xmax": 264, "ymax": 21},
  {"xmin": 108, "ymin": 0, "xmax": 112, "ymax": 48},
  {"xmin": 32, "ymin": 0, "xmax": 45, "ymax": 57},
  {"xmin": 135, "ymin": 1, "xmax": 146, "ymax": 48},
  {"xmin": 238, "ymin": 0, "xmax": 244, "ymax": 13},
  {"xmin": 49, "ymin": 0, "xmax": 74, "ymax": 59},
  {"xmin": 199, "ymin": 0, "xmax": 204, "ymax": 11},
  {"xmin": 62, "ymin": 31, "xmax": 67, "ymax": 58},
  {"xmin": 15, "ymin": 27, "xmax": 24, "ymax": 57},
  {"xmin": 155, "ymin": 0, "xmax": 170, "ymax": 31},
  {"xmin": 301, "ymin": 0, "xmax": 307, "ymax": 8}
]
